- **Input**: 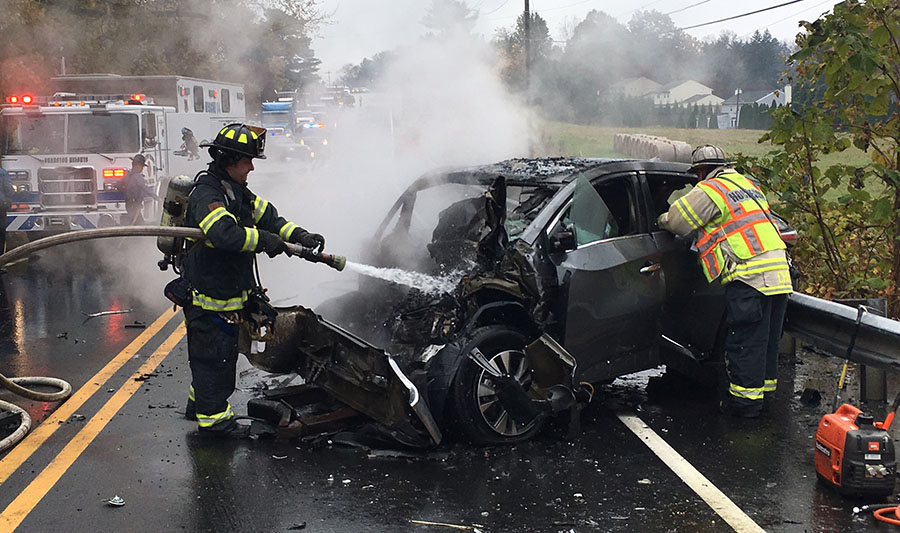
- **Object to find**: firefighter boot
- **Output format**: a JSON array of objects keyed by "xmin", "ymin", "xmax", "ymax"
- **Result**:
[
  {"xmin": 197, "ymin": 419, "xmax": 250, "ymax": 439},
  {"xmin": 185, "ymin": 399, "xmax": 196, "ymax": 421}
]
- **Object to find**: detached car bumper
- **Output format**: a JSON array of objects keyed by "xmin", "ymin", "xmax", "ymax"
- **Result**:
[{"xmin": 243, "ymin": 306, "xmax": 442, "ymax": 447}]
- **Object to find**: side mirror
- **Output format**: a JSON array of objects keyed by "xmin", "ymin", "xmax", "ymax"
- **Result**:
[{"xmin": 549, "ymin": 229, "xmax": 577, "ymax": 254}]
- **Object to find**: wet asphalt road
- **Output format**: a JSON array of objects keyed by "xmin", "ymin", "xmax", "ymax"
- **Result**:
[{"xmin": 1, "ymin": 238, "xmax": 900, "ymax": 532}]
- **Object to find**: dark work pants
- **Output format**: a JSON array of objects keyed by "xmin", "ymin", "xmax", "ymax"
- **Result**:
[
  {"xmin": 723, "ymin": 281, "xmax": 789, "ymax": 414},
  {"xmin": 125, "ymin": 200, "xmax": 144, "ymax": 225},
  {"xmin": 184, "ymin": 305, "xmax": 239, "ymax": 427},
  {"xmin": 0, "ymin": 208, "xmax": 7, "ymax": 254}
]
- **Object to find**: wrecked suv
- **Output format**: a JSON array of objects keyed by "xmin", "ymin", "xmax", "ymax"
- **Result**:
[{"xmin": 247, "ymin": 158, "xmax": 796, "ymax": 446}]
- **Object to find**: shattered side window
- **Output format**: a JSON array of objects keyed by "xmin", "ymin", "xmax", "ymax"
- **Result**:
[
  {"xmin": 571, "ymin": 175, "xmax": 618, "ymax": 245},
  {"xmin": 646, "ymin": 173, "xmax": 696, "ymax": 222}
]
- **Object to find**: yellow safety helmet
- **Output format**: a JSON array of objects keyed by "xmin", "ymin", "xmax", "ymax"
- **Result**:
[{"xmin": 201, "ymin": 123, "xmax": 267, "ymax": 159}]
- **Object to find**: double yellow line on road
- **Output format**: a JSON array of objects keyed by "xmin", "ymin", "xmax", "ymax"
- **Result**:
[{"xmin": 0, "ymin": 307, "xmax": 185, "ymax": 531}]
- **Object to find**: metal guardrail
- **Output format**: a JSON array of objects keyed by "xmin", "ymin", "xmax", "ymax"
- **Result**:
[{"xmin": 784, "ymin": 293, "xmax": 900, "ymax": 372}]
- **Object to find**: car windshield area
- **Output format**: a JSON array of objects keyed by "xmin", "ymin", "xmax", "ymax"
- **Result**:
[
  {"xmin": 67, "ymin": 113, "xmax": 139, "ymax": 153},
  {"xmin": 0, "ymin": 115, "xmax": 65, "ymax": 154}
]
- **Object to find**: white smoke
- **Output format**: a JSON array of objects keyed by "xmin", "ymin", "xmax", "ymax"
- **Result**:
[{"xmin": 253, "ymin": 29, "xmax": 534, "ymax": 310}]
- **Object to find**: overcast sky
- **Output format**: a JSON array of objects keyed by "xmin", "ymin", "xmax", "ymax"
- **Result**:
[{"xmin": 312, "ymin": 0, "xmax": 837, "ymax": 77}]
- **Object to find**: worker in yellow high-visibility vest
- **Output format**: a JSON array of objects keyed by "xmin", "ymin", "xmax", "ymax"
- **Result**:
[{"xmin": 658, "ymin": 145, "xmax": 792, "ymax": 418}]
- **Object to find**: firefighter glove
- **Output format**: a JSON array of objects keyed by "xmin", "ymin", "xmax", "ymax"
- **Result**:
[
  {"xmin": 293, "ymin": 230, "xmax": 326, "ymax": 252},
  {"xmin": 258, "ymin": 230, "xmax": 289, "ymax": 258}
]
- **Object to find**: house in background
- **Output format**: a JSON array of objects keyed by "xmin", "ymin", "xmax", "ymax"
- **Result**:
[
  {"xmin": 718, "ymin": 86, "xmax": 792, "ymax": 128},
  {"xmin": 649, "ymin": 80, "xmax": 723, "ymax": 107},
  {"xmin": 607, "ymin": 77, "xmax": 663, "ymax": 99}
]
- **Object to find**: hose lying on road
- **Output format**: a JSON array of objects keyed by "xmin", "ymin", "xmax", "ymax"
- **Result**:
[
  {"xmin": 0, "ymin": 375, "xmax": 73, "ymax": 452},
  {"xmin": 0, "ymin": 226, "xmax": 347, "ymax": 451}
]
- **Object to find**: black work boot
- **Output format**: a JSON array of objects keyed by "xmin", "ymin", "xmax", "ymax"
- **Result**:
[
  {"xmin": 719, "ymin": 400, "xmax": 762, "ymax": 419},
  {"xmin": 197, "ymin": 419, "xmax": 250, "ymax": 439},
  {"xmin": 184, "ymin": 399, "xmax": 196, "ymax": 421}
]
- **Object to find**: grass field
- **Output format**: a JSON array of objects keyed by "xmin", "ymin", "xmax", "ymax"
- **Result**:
[{"xmin": 540, "ymin": 121, "xmax": 871, "ymax": 169}]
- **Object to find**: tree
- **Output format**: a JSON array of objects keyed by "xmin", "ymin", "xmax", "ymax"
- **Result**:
[
  {"xmin": 738, "ymin": 0, "xmax": 900, "ymax": 312},
  {"xmin": 494, "ymin": 11, "xmax": 552, "ymax": 91},
  {"xmin": 627, "ymin": 10, "xmax": 702, "ymax": 83},
  {"xmin": 740, "ymin": 30, "xmax": 791, "ymax": 90},
  {"xmin": 0, "ymin": 0, "xmax": 324, "ymax": 104},
  {"xmin": 338, "ymin": 51, "xmax": 396, "ymax": 89},
  {"xmin": 422, "ymin": 0, "xmax": 477, "ymax": 40}
]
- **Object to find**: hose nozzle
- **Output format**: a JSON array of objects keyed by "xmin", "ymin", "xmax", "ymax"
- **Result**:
[{"xmin": 287, "ymin": 243, "xmax": 346, "ymax": 271}]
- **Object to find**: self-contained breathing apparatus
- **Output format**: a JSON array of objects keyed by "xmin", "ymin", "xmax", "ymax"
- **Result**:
[{"xmin": 155, "ymin": 170, "xmax": 279, "ymax": 340}]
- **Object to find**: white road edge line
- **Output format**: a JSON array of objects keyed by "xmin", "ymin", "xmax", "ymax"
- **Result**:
[{"xmin": 617, "ymin": 413, "xmax": 766, "ymax": 533}]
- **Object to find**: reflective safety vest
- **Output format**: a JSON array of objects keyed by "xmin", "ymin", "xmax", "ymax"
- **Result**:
[{"xmin": 691, "ymin": 172, "xmax": 786, "ymax": 284}]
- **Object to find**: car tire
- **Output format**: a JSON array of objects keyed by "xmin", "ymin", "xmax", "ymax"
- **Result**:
[{"xmin": 448, "ymin": 326, "xmax": 545, "ymax": 445}]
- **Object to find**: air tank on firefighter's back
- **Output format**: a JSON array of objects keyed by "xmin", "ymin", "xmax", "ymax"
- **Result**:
[{"xmin": 157, "ymin": 175, "xmax": 195, "ymax": 270}]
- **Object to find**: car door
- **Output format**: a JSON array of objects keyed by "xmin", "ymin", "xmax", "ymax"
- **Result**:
[
  {"xmin": 548, "ymin": 172, "xmax": 667, "ymax": 382},
  {"xmin": 642, "ymin": 171, "xmax": 727, "ymax": 358}
]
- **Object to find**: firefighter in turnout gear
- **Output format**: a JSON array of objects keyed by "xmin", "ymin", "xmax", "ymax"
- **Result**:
[
  {"xmin": 658, "ymin": 145, "xmax": 792, "ymax": 418},
  {"xmin": 182, "ymin": 123, "xmax": 326, "ymax": 437}
]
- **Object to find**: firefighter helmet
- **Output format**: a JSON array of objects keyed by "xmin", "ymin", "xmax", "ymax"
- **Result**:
[
  {"xmin": 689, "ymin": 144, "xmax": 727, "ymax": 173},
  {"xmin": 200, "ymin": 123, "xmax": 267, "ymax": 160}
]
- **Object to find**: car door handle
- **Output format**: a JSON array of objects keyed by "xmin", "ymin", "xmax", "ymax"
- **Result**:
[{"xmin": 640, "ymin": 262, "xmax": 662, "ymax": 275}]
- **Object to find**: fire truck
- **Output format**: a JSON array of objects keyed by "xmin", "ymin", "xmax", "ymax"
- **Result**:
[{"xmin": 0, "ymin": 74, "xmax": 245, "ymax": 237}]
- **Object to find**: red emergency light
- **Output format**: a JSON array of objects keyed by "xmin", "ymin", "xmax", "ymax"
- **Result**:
[
  {"xmin": 21, "ymin": 94, "xmax": 33, "ymax": 104},
  {"xmin": 130, "ymin": 93, "xmax": 145, "ymax": 102},
  {"xmin": 103, "ymin": 168, "xmax": 127, "ymax": 178},
  {"xmin": 6, "ymin": 96, "xmax": 18, "ymax": 104}
]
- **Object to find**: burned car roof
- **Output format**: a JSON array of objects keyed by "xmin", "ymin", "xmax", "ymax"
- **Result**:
[{"xmin": 417, "ymin": 157, "xmax": 692, "ymax": 189}]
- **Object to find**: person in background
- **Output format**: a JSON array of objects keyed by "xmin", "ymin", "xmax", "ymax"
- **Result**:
[
  {"xmin": 658, "ymin": 145, "xmax": 792, "ymax": 418},
  {"xmin": 0, "ymin": 167, "xmax": 15, "ymax": 255},
  {"xmin": 122, "ymin": 154, "xmax": 159, "ymax": 225}
]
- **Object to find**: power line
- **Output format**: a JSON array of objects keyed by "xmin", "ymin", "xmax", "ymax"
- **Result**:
[
  {"xmin": 673, "ymin": 0, "xmax": 808, "ymax": 32},
  {"xmin": 481, "ymin": 0, "xmax": 512, "ymax": 17},
  {"xmin": 737, "ymin": 0, "xmax": 832, "ymax": 40},
  {"xmin": 486, "ymin": 0, "xmax": 595, "ymax": 19},
  {"xmin": 615, "ymin": 0, "xmax": 668, "ymax": 19},
  {"xmin": 665, "ymin": 0, "xmax": 712, "ymax": 16},
  {"xmin": 535, "ymin": 0, "xmax": 599, "ymax": 13}
]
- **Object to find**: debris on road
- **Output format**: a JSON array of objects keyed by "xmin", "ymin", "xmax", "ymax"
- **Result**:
[
  {"xmin": 81, "ymin": 309, "xmax": 133, "ymax": 320},
  {"xmin": 409, "ymin": 519, "xmax": 477, "ymax": 530},
  {"xmin": 124, "ymin": 321, "xmax": 147, "ymax": 329},
  {"xmin": 104, "ymin": 495, "xmax": 125, "ymax": 507},
  {"xmin": 800, "ymin": 388, "xmax": 822, "ymax": 405}
]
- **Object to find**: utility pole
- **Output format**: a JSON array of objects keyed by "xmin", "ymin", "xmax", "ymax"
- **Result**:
[
  {"xmin": 524, "ymin": 0, "xmax": 533, "ymax": 156},
  {"xmin": 524, "ymin": 0, "xmax": 530, "ymax": 102}
]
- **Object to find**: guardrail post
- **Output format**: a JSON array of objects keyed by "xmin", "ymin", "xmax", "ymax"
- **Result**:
[{"xmin": 835, "ymin": 298, "xmax": 888, "ymax": 402}]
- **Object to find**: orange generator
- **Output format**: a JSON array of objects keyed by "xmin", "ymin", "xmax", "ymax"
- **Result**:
[{"xmin": 814, "ymin": 403, "xmax": 896, "ymax": 498}]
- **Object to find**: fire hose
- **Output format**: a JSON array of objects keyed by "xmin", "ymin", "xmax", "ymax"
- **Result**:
[{"xmin": 0, "ymin": 226, "xmax": 347, "ymax": 452}]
